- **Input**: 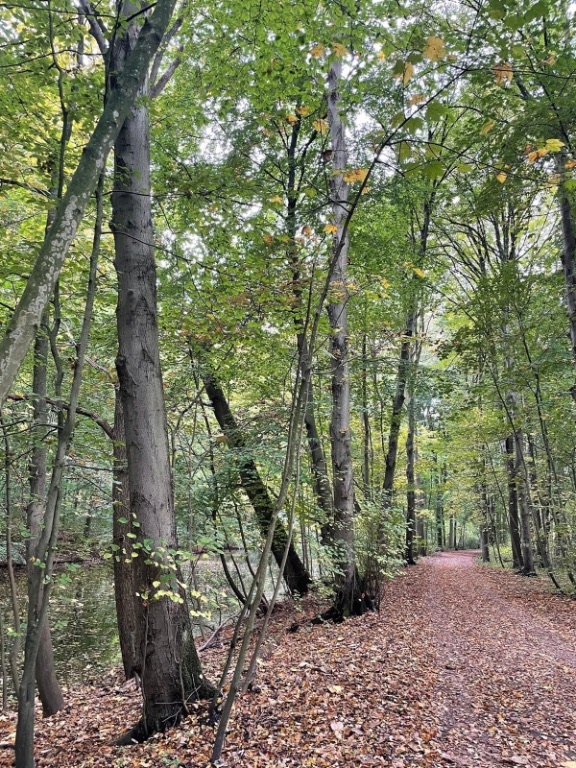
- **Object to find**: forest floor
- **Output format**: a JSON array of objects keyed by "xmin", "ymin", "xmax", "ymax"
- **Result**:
[{"xmin": 1, "ymin": 550, "xmax": 576, "ymax": 767}]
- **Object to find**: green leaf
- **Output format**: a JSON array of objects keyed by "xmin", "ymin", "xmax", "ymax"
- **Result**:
[
  {"xmin": 405, "ymin": 116, "xmax": 424, "ymax": 134},
  {"xmin": 524, "ymin": 0, "xmax": 548, "ymax": 23},
  {"xmin": 426, "ymin": 102, "xmax": 448, "ymax": 122},
  {"xmin": 423, "ymin": 160, "xmax": 445, "ymax": 179},
  {"xmin": 398, "ymin": 141, "xmax": 412, "ymax": 161},
  {"xmin": 487, "ymin": 0, "xmax": 506, "ymax": 18},
  {"xmin": 503, "ymin": 13, "xmax": 524, "ymax": 30}
]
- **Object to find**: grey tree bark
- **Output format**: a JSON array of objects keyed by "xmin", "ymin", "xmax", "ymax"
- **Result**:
[
  {"xmin": 27, "ymin": 316, "xmax": 65, "ymax": 716},
  {"xmin": 111, "ymin": 2, "xmax": 212, "ymax": 741},
  {"xmin": 381, "ymin": 310, "xmax": 416, "ymax": 508},
  {"xmin": 405, "ymin": 393, "xmax": 416, "ymax": 565},
  {"xmin": 325, "ymin": 60, "xmax": 368, "ymax": 617},
  {"xmin": 111, "ymin": 388, "xmax": 144, "ymax": 679},
  {"xmin": 504, "ymin": 435, "xmax": 524, "ymax": 569}
]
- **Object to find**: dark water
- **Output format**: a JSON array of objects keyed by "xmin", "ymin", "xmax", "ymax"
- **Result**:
[
  {"xmin": 0, "ymin": 556, "xmax": 283, "ymax": 691},
  {"xmin": 1, "ymin": 563, "xmax": 120, "ymax": 688}
]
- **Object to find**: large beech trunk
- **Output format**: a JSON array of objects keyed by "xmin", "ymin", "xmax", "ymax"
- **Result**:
[
  {"xmin": 326, "ymin": 60, "xmax": 368, "ymax": 617},
  {"xmin": 200, "ymin": 369, "xmax": 311, "ymax": 595},
  {"xmin": 111, "ymin": 4, "xmax": 211, "ymax": 741},
  {"xmin": 111, "ymin": 389, "xmax": 144, "ymax": 679}
]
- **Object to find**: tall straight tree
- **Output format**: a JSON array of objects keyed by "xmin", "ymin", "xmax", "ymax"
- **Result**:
[
  {"xmin": 326, "ymin": 56, "xmax": 368, "ymax": 617},
  {"xmin": 110, "ymin": 0, "xmax": 212, "ymax": 742}
]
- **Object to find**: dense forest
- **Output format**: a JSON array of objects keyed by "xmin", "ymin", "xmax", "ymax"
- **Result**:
[{"xmin": 1, "ymin": 0, "xmax": 576, "ymax": 765}]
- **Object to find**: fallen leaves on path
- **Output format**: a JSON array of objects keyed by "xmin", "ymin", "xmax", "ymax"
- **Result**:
[{"xmin": 1, "ymin": 551, "xmax": 575, "ymax": 767}]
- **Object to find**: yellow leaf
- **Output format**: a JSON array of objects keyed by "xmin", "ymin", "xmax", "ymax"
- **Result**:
[
  {"xmin": 324, "ymin": 223, "xmax": 338, "ymax": 235},
  {"xmin": 565, "ymin": 160, "xmax": 576, "ymax": 169},
  {"xmin": 496, "ymin": 172, "xmax": 507, "ymax": 183},
  {"xmin": 310, "ymin": 44, "xmax": 324, "ymax": 58},
  {"xmin": 313, "ymin": 118, "xmax": 329, "ymax": 135},
  {"xmin": 542, "ymin": 51, "xmax": 557, "ymax": 66},
  {"xmin": 286, "ymin": 114, "xmax": 298, "ymax": 125},
  {"xmin": 494, "ymin": 61, "xmax": 513, "ymax": 84},
  {"xmin": 296, "ymin": 106, "xmax": 310, "ymax": 116},
  {"xmin": 423, "ymin": 36, "xmax": 446, "ymax": 61},
  {"xmin": 544, "ymin": 138, "xmax": 565, "ymax": 152},
  {"xmin": 380, "ymin": 278, "xmax": 390, "ymax": 289},
  {"xmin": 377, "ymin": 50, "xmax": 386, "ymax": 61},
  {"xmin": 152, "ymin": 580, "xmax": 161, "ymax": 588},
  {"xmin": 480, "ymin": 119, "xmax": 495, "ymax": 135},
  {"xmin": 413, "ymin": 267, "xmax": 426, "ymax": 277},
  {"xmin": 263, "ymin": 234, "xmax": 274, "ymax": 245},
  {"xmin": 333, "ymin": 42, "xmax": 349, "ymax": 58},
  {"xmin": 270, "ymin": 195, "xmax": 283, "ymax": 204},
  {"xmin": 393, "ymin": 61, "xmax": 414, "ymax": 85},
  {"xmin": 527, "ymin": 150, "xmax": 540, "ymax": 163},
  {"xmin": 562, "ymin": 762, "xmax": 576, "ymax": 768},
  {"xmin": 343, "ymin": 168, "xmax": 369, "ymax": 183},
  {"xmin": 409, "ymin": 93, "xmax": 425, "ymax": 106}
]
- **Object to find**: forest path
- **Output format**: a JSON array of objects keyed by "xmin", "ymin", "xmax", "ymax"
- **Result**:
[
  {"xmin": 417, "ymin": 551, "xmax": 576, "ymax": 767},
  {"xmin": 1, "ymin": 551, "xmax": 576, "ymax": 768}
]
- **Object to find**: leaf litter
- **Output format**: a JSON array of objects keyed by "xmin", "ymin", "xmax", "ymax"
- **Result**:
[{"xmin": 1, "ymin": 550, "xmax": 575, "ymax": 767}]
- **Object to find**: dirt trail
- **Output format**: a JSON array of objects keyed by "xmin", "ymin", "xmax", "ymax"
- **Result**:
[
  {"xmin": 1, "ymin": 551, "xmax": 575, "ymax": 767},
  {"xmin": 418, "ymin": 551, "xmax": 576, "ymax": 767}
]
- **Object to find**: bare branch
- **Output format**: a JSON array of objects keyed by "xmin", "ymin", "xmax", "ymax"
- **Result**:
[{"xmin": 77, "ymin": 0, "xmax": 109, "ymax": 54}]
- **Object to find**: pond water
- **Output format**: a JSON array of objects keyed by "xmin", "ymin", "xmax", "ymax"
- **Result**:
[
  {"xmin": 0, "ymin": 564, "xmax": 120, "ymax": 690},
  {"xmin": 0, "ymin": 554, "xmax": 285, "ymax": 695}
]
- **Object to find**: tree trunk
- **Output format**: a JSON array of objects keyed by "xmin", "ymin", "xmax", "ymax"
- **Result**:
[
  {"xmin": 111, "ymin": 388, "xmax": 144, "ymax": 679},
  {"xmin": 326, "ymin": 59, "xmax": 368, "ymax": 617},
  {"xmin": 199, "ymin": 368, "xmax": 311, "ymax": 595},
  {"xmin": 504, "ymin": 436, "xmax": 523, "ymax": 570},
  {"xmin": 434, "ymin": 455, "xmax": 445, "ymax": 550},
  {"xmin": 381, "ymin": 311, "xmax": 416, "ymax": 510},
  {"xmin": 361, "ymin": 334, "xmax": 373, "ymax": 502},
  {"xmin": 558, "ymin": 170, "xmax": 576, "ymax": 404},
  {"xmin": 513, "ymin": 431, "xmax": 536, "ymax": 576},
  {"xmin": 405, "ymin": 394, "xmax": 416, "ymax": 565},
  {"xmin": 27, "ymin": 315, "xmax": 65, "ymax": 716},
  {"xmin": 111, "ymin": 6, "xmax": 211, "ymax": 741}
]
